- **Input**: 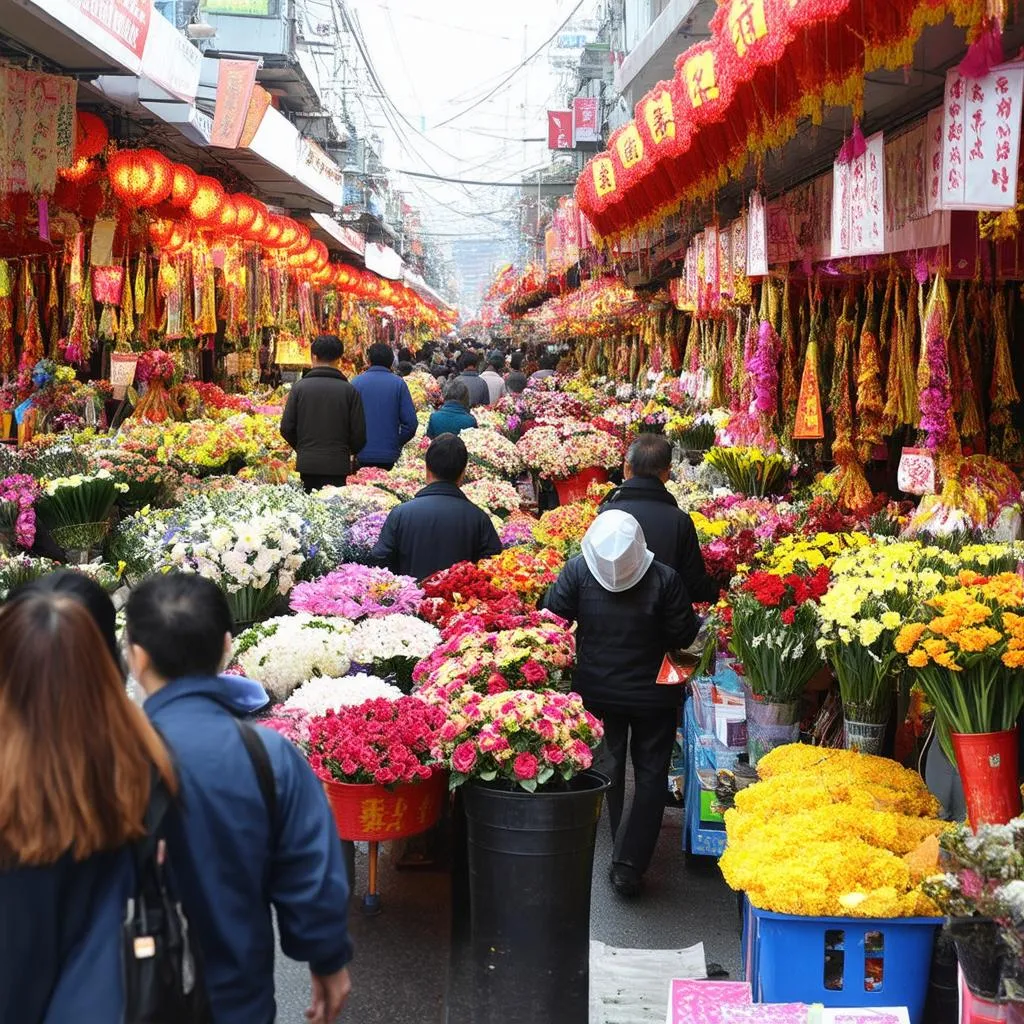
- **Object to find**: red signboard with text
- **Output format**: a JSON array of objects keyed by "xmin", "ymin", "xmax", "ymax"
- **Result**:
[
  {"xmin": 548, "ymin": 110, "xmax": 573, "ymax": 150},
  {"xmin": 573, "ymin": 97, "xmax": 600, "ymax": 145},
  {"xmin": 80, "ymin": 0, "xmax": 151, "ymax": 60}
]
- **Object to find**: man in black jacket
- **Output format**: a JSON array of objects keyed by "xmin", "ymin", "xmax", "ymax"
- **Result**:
[
  {"xmin": 371, "ymin": 433, "xmax": 502, "ymax": 581},
  {"xmin": 603, "ymin": 433, "xmax": 720, "ymax": 604},
  {"xmin": 280, "ymin": 335, "xmax": 367, "ymax": 493},
  {"xmin": 542, "ymin": 510, "xmax": 699, "ymax": 897}
]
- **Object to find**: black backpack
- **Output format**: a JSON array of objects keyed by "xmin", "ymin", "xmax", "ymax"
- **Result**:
[{"xmin": 122, "ymin": 720, "xmax": 276, "ymax": 1024}]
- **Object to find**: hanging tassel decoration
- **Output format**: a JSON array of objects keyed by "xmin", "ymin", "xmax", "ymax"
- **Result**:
[{"xmin": 855, "ymin": 278, "xmax": 885, "ymax": 461}]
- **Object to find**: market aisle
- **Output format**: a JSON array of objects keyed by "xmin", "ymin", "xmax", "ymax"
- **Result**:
[{"xmin": 269, "ymin": 801, "xmax": 742, "ymax": 1023}]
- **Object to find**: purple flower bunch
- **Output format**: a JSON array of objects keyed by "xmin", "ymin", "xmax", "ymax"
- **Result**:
[
  {"xmin": 289, "ymin": 563, "xmax": 424, "ymax": 620},
  {"xmin": 746, "ymin": 321, "xmax": 781, "ymax": 416},
  {"xmin": 345, "ymin": 510, "xmax": 389, "ymax": 556},
  {"xmin": 500, "ymin": 517, "xmax": 535, "ymax": 549},
  {"xmin": 0, "ymin": 474, "xmax": 39, "ymax": 549}
]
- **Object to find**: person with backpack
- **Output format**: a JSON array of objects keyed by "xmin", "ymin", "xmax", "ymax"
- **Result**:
[
  {"xmin": 0, "ymin": 588, "xmax": 177, "ymax": 1023},
  {"xmin": 124, "ymin": 572, "xmax": 353, "ymax": 1024}
]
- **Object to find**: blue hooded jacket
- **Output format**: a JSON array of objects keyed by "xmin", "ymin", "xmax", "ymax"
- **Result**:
[
  {"xmin": 351, "ymin": 365, "xmax": 418, "ymax": 464},
  {"xmin": 145, "ymin": 675, "xmax": 353, "ymax": 1024},
  {"xmin": 0, "ymin": 676, "xmax": 351, "ymax": 1024}
]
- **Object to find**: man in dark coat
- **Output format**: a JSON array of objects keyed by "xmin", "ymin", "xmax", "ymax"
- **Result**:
[
  {"xmin": 542, "ymin": 510, "xmax": 699, "ymax": 897},
  {"xmin": 602, "ymin": 433, "xmax": 720, "ymax": 604},
  {"xmin": 371, "ymin": 433, "xmax": 502, "ymax": 581},
  {"xmin": 280, "ymin": 335, "xmax": 367, "ymax": 493},
  {"xmin": 454, "ymin": 351, "xmax": 490, "ymax": 409}
]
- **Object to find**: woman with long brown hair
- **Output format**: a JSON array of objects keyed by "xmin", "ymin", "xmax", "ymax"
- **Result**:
[{"xmin": 0, "ymin": 589, "xmax": 175, "ymax": 1023}]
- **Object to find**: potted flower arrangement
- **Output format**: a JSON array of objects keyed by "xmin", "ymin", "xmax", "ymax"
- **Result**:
[
  {"xmin": 516, "ymin": 419, "xmax": 622, "ymax": 505},
  {"xmin": 704, "ymin": 446, "xmax": 795, "ymax": 497},
  {"xmin": 232, "ymin": 614, "xmax": 354, "ymax": 701},
  {"xmin": 0, "ymin": 474, "xmax": 37, "ymax": 553},
  {"xmin": 923, "ymin": 816, "xmax": 1024, "ymax": 1011},
  {"xmin": 307, "ymin": 696, "xmax": 448, "ymax": 913},
  {"xmin": 726, "ymin": 565, "xmax": 830, "ymax": 766},
  {"xmin": 433, "ymin": 688, "xmax": 607, "ymax": 1023},
  {"xmin": 36, "ymin": 469, "xmax": 126, "ymax": 561},
  {"xmin": 290, "ymin": 564, "xmax": 424, "ymax": 619},
  {"xmin": 347, "ymin": 614, "xmax": 441, "ymax": 693},
  {"xmin": 816, "ymin": 542, "xmax": 924, "ymax": 752},
  {"xmin": 896, "ymin": 572, "xmax": 1024, "ymax": 828},
  {"xmin": 459, "ymin": 427, "xmax": 524, "ymax": 481}
]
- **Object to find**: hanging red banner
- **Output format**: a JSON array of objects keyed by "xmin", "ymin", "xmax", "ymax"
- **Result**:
[
  {"xmin": 212, "ymin": 59, "xmax": 260, "ymax": 149},
  {"xmin": 793, "ymin": 340, "xmax": 824, "ymax": 439},
  {"xmin": 548, "ymin": 111, "xmax": 573, "ymax": 150}
]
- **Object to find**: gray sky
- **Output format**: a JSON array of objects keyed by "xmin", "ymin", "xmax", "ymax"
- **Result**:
[{"xmin": 349, "ymin": 0, "xmax": 593, "ymax": 243}]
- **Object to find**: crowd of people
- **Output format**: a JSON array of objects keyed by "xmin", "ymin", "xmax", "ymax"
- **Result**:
[{"xmin": 1, "ymin": 336, "xmax": 721, "ymax": 1022}]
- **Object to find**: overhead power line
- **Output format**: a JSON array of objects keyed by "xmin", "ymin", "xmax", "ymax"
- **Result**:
[
  {"xmin": 395, "ymin": 168, "xmax": 577, "ymax": 188},
  {"xmin": 429, "ymin": 0, "xmax": 590, "ymax": 131}
]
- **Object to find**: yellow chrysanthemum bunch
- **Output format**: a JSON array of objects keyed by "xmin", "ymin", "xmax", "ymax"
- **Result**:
[
  {"xmin": 756, "ymin": 531, "xmax": 873, "ymax": 577},
  {"xmin": 721, "ymin": 744, "xmax": 945, "ymax": 917}
]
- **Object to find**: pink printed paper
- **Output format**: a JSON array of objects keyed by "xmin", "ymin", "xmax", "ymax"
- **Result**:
[
  {"xmin": 834, "ymin": 1016, "xmax": 902, "ymax": 1024},
  {"xmin": 720, "ymin": 1004, "xmax": 809, "ymax": 1022},
  {"xmin": 668, "ymin": 979, "xmax": 752, "ymax": 1024}
]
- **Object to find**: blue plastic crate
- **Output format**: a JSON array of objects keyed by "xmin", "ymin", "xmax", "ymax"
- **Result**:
[{"xmin": 744, "ymin": 902, "xmax": 939, "ymax": 1024}]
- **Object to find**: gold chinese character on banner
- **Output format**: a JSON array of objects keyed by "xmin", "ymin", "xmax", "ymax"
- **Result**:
[
  {"xmin": 644, "ymin": 90, "xmax": 676, "ymax": 146},
  {"xmin": 593, "ymin": 156, "xmax": 617, "ymax": 197},
  {"xmin": 729, "ymin": 0, "xmax": 768, "ymax": 58},
  {"xmin": 684, "ymin": 52, "xmax": 719, "ymax": 108},
  {"xmin": 359, "ymin": 799, "xmax": 388, "ymax": 835},
  {"xmin": 616, "ymin": 124, "xmax": 644, "ymax": 169}
]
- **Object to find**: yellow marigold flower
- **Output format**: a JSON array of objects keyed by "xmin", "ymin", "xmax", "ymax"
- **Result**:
[
  {"xmin": 1002, "ymin": 650, "xmax": 1024, "ymax": 669},
  {"xmin": 952, "ymin": 626, "xmax": 1002, "ymax": 653},
  {"xmin": 907, "ymin": 648, "xmax": 929, "ymax": 668},
  {"xmin": 895, "ymin": 623, "xmax": 927, "ymax": 654}
]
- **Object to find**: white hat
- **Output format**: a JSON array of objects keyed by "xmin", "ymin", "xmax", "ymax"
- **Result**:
[{"xmin": 581, "ymin": 510, "xmax": 655, "ymax": 593}]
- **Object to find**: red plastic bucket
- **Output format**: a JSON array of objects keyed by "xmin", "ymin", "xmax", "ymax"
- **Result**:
[
  {"xmin": 553, "ymin": 467, "xmax": 609, "ymax": 505},
  {"xmin": 951, "ymin": 726, "xmax": 1022, "ymax": 830},
  {"xmin": 323, "ymin": 770, "xmax": 447, "ymax": 842}
]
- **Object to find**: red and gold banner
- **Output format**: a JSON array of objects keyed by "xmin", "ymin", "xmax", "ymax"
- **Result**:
[
  {"xmin": 793, "ymin": 339, "xmax": 824, "ymax": 439},
  {"xmin": 212, "ymin": 59, "xmax": 260, "ymax": 149}
]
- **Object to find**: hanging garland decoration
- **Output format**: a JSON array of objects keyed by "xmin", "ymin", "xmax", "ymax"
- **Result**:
[
  {"xmin": 949, "ymin": 283, "xmax": 983, "ymax": 440},
  {"xmin": 988, "ymin": 287, "xmax": 1019, "ymax": 445},
  {"xmin": 780, "ymin": 276, "xmax": 798, "ymax": 445},
  {"xmin": 855, "ymin": 277, "xmax": 885, "ymax": 462},
  {"xmin": 746, "ymin": 282, "xmax": 781, "ymax": 439},
  {"xmin": 882, "ymin": 275, "xmax": 918, "ymax": 434},
  {"xmin": 829, "ymin": 291, "xmax": 873, "ymax": 511},
  {"xmin": 18, "ymin": 261, "xmax": 44, "ymax": 372},
  {"xmin": 45, "ymin": 258, "xmax": 59, "ymax": 359},
  {"xmin": 917, "ymin": 271, "xmax": 956, "ymax": 453},
  {"xmin": 0, "ymin": 260, "xmax": 13, "ymax": 376}
]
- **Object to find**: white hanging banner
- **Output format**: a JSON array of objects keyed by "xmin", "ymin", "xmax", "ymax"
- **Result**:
[
  {"xmin": 831, "ymin": 131, "xmax": 885, "ymax": 257},
  {"xmin": 704, "ymin": 225, "xmax": 719, "ymax": 287},
  {"xmin": 926, "ymin": 106, "xmax": 944, "ymax": 214},
  {"xmin": 685, "ymin": 242, "xmax": 698, "ymax": 307},
  {"xmin": 746, "ymin": 192, "xmax": 768, "ymax": 276},
  {"xmin": 940, "ymin": 63, "xmax": 1024, "ymax": 210},
  {"xmin": 731, "ymin": 215, "xmax": 747, "ymax": 283}
]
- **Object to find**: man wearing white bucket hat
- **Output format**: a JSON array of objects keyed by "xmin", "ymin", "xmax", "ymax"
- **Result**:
[{"xmin": 542, "ymin": 509, "xmax": 699, "ymax": 897}]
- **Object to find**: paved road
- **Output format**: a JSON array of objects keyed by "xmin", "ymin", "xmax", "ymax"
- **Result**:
[{"xmin": 273, "ymin": 803, "xmax": 742, "ymax": 1023}]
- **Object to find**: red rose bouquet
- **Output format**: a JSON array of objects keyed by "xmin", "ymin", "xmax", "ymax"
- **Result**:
[
  {"xmin": 434, "ymin": 689, "xmax": 603, "ymax": 792},
  {"xmin": 305, "ymin": 696, "xmax": 445, "ymax": 786},
  {"xmin": 419, "ymin": 561, "xmax": 525, "ymax": 627}
]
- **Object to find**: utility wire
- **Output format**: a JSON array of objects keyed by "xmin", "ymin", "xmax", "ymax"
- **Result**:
[{"xmin": 429, "ymin": 0, "xmax": 589, "ymax": 130}]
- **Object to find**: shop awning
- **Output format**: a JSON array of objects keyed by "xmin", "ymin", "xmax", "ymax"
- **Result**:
[
  {"xmin": 364, "ymin": 242, "xmax": 403, "ymax": 281},
  {"xmin": 402, "ymin": 269, "xmax": 455, "ymax": 312},
  {"xmin": 310, "ymin": 213, "xmax": 366, "ymax": 259}
]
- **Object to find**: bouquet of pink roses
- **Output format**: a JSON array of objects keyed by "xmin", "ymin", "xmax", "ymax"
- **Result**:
[{"xmin": 434, "ymin": 689, "xmax": 603, "ymax": 792}]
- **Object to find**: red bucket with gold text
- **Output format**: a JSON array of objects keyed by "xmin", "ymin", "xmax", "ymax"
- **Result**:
[
  {"xmin": 553, "ymin": 467, "xmax": 609, "ymax": 506},
  {"xmin": 323, "ymin": 769, "xmax": 447, "ymax": 842}
]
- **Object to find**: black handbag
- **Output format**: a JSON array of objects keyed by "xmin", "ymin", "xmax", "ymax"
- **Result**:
[{"xmin": 121, "ymin": 776, "xmax": 212, "ymax": 1024}]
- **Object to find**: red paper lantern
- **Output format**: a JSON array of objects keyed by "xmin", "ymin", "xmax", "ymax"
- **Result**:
[
  {"xmin": 232, "ymin": 194, "xmax": 257, "ymax": 236},
  {"xmin": 217, "ymin": 195, "xmax": 238, "ymax": 234},
  {"xmin": 73, "ymin": 112, "xmax": 109, "ymax": 161},
  {"xmin": 277, "ymin": 218, "xmax": 299, "ymax": 250},
  {"xmin": 171, "ymin": 164, "xmax": 199, "ymax": 208},
  {"xmin": 248, "ymin": 200, "xmax": 269, "ymax": 241},
  {"xmin": 309, "ymin": 240, "xmax": 329, "ymax": 271},
  {"xmin": 288, "ymin": 222, "xmax": 312, "ymax": 253},
  {"xmin": 189, "ymin": 176, "xmax": 225, "ymax": 224},
  {"xmin": 108, "ymin": 148, "xmax": 173, "ymax": 208},
  {"xmin": 262, "ymin": 215, "xmax": 285, "ymax": 247},
  {"xmin": 59, "ymin": 157, "xmax": 100, "ymax": 184},
  {"xmin": 148, "ymin": 217, "xmax": 176, "ymax": 248},
  {"xmin": 167, "ymin": 222, "xmax": 191, "ymax": 253},
  {"xmin": 335, "ymin": 266, "xmax": 352, "ymax": 288}
]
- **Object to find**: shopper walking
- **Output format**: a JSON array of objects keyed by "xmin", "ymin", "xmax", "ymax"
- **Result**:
[
  {"xmin": 0, "ymin": 589, "xmax": 176, "ymax": 1024},
  {"xmin": 541, "ymin": 510, "xmax": 699, "ymax": 897},
  {"xmin": 124, "ymin": 573, "xmax": 354, "ymax": 1024},
  {"xmin": 352, "ymin": 342, "xmax": 418, "ymax": 471},
  {"xmin": 602, "ymin": 434, "xmax": 720, "ymax": 603},
  {"xmin": 454, "ymin": 351, "xmax": 490, "ymax": 408},
  {"xmin": 372, "ymin": 433, "xmax": 502, "ymax": 581},
  {"xmin": 281, "ymin": 334, "xmax": 366, "ymax": 493},
  {"xmin": 530, "ymin": 351, "xmax": 559, "ymax": 382},
  {"xmin": 426, "ymin": 379, "xmax": 478, "ymax": 438},
  {"xmin": 480, "ymin": 350, "xmax": 507, "ymax": 404}
]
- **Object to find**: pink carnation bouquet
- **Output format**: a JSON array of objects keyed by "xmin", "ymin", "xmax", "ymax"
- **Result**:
[
  {"xmin": 0, "ymin": 474, "xmax": 38, "ymax": 550},
  {"xmin": 290, "ymin": 564, "xmax": 424, "ymax": 619},
  {"xmin": 413, "ymin": 612, "xmax": 576, "ymax": 707},
  {"xmin": 305, "ymin": 696, "xmax": 445, "ymax": 786},
  {"xmin": 433, "ymin": 689, "xmax": 603, "ymax": 792}
]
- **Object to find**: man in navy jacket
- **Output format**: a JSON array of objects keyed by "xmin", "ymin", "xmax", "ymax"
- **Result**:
[
  {"xmin": 372, "ymin": 433, "xmax": 502, "ymax": 581},
  {"xmin": 352, "ymin": 342, "xmax": 418, "ymax": 471},
  {"xmin": 124, "ymin": 573, "xmax": 353, "ymax": 1024}
]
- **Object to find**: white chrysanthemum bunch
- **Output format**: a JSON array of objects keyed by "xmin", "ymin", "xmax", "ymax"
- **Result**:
[{"xmin": 284, "ymin": 673, "xmax": 404, "ymax": 715}]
